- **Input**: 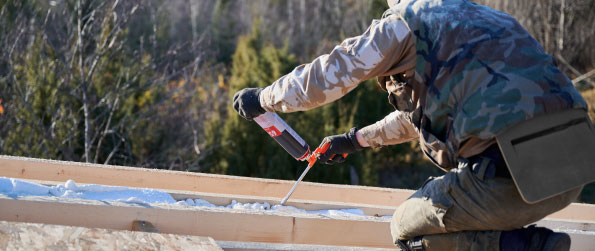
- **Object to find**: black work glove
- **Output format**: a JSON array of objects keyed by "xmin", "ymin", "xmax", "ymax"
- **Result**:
[
  {"xmin": 233, "ymin": 88, "xmax": 266, "ymax": 120},
  {"xmin": 317, "ymin": 127, "xmax": 364, "ymax": 165}
]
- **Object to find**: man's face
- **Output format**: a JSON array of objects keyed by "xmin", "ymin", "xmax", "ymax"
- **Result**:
[{"xmin": 386, "ymin": 0, "xmax": 399, "ymax": 7}]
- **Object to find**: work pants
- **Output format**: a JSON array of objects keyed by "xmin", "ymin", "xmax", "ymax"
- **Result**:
[{"xmin": 390, "ymin": 158, "xmax": 582, "ymax": 251}]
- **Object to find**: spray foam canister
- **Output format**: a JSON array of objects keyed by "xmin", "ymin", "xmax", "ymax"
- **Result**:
[{"xmin": 253, "ymin": 112, "xmax": 311, "ymax": 161}]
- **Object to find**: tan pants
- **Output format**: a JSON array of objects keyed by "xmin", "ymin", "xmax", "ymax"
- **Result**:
[{"xmin": 390, "ymin": 158, "xmax": 582, "ymax": 251}]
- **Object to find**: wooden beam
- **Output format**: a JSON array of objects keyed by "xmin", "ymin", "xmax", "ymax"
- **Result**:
[
  {"xmin": 0, "ymin": 220, "xmax": 223, "ymax": 250},
  {"xmin": 0, "ymin": 155, "xmax": 412, "ymax": 207},
  {"xmin": 546, "ymin": 203, "xmax": 595, "ymax": 222},
  {"xmin": 0, "ymin": 195, "xmax": 395, "ymax": 249},
  {"xmin": 20, "ymin": 179, "xmax": 595, "ymax": 226},
  {"xmin": 536, "ymin": 218, "xmax": 595, "ymax": 232},
  {"xmin": 1, "ymin": 155, "xmax": 594, "ymax": 222},
  {"xmin": 216, "ymin": 240, "xmax": 395, "ymax": 250},
  {"xmin": 0, "ymin": 196, "xmax": 593, "ymax": 250}
]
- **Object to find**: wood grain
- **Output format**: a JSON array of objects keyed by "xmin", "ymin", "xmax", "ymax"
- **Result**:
[
  {"xmin": 0, "ymin": 220, "xmax": 222, "ymax": 251},
  {"xmin": 0, "ymin": 196, "xmax": 394, "ymax": 249}
]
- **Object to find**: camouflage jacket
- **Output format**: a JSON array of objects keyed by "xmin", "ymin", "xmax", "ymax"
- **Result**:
[
  {"xmin": 260, "ymin": 0, "xmax": 587, "ymax": 170},
  {"xmin": 259, "ymin": 15, "xmax": 421, "ymax": 146}
]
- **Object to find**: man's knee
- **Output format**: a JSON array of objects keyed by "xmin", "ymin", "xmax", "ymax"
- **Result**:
[
  {"xmin": 390, "ymin": 198, "xmax": 413, "ymax": 242},
  {"xmin": 390, "ymin": 190, "xmax": 451, "ymax": 242}
]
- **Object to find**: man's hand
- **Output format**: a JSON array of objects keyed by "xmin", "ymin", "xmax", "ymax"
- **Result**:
[
  {"xmin": 233, "ymin": 88, "xmax": 266, "ymax": 120},
  {"xmin": 317, "ymin": 127, "xmax": 364, "ymax": 165}
]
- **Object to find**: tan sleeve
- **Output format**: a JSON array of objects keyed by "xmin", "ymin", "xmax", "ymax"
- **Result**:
[
  {"xmin": 259, "ymin": 15, "xmax": 416, "ymax": 112},
  {"xmin": 358, "ymin": 110, "xmax": 419, "ymax": 148}
]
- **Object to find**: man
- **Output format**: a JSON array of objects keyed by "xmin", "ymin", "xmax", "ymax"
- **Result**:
[{"xmin": 233, "ymin": 0, "xmax": 591, "ymax": 250}]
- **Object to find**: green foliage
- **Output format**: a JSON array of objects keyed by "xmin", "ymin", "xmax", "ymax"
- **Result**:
[
  {"xmin": 6, "ymin": 35, "xmax": 79, "ymax": 159},
  {"xmin": 207, "ymin": 22, "xmax": 300, "ymax": 178},
  {"xmin": 370, "ymin": 0, "xmax": 389, "ymax": 18},
  {"xmin": 211, "ymin": 0, "xmax": 240, "ymax": 65},
  {"xmin": 2, "ymin": 1, "xmax": 166, "ymax": 165}
]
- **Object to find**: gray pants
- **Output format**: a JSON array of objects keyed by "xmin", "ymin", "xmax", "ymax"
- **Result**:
[{"xmin": 390, "ymin": 158, "xmax": 582, "ymax": 251}]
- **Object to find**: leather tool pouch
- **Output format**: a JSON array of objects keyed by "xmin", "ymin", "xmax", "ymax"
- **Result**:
[{"xmin": 496, "ymin": 109, "xmax": 595, "ymax": 204}]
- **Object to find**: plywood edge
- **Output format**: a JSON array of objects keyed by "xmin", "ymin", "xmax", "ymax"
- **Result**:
[
  {"xmin": 215, "ymin": 240, "xmax": 396, "ymax": 251},
  {"xmin": 0, "ymin": 196, "xmax": 395, "ymax": 248},
  {"xmin": 568, "ymin": 233, "xmax": 595, "ymax": 251},
  {"xmin": 547, "ymin": 203, "xmax": 595, "ymax": 222},
  {"xmin": 537, "ymin": 218, "xmax": 595, "ymax": 232},
  {"xmin": 0, "ymin": 220, "xmax": 223, "ymax": 251},
  {"xmin": 0, "ymin": 155, "xmax": 413, "ymax": 207}
]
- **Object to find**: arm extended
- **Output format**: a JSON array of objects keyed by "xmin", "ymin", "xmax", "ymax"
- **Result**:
[
  {"xmin": 358, "ymin": 110, "xmax": 418, "ymax": 148},
  {"xmin": 259, "ymin": 15, "xmax": 415, "ymax": 113}
]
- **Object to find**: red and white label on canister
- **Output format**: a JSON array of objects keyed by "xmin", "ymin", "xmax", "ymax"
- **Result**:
[
  {"xmin": 264, "ymin": 126, "xmax": 282, "ymax": 137},
  {"xmin": 253, "ymin": 112, "xmax": 310, "ymax": 161},
  {"xmin": 254, "ymin": 112, "xmax": 306, "ymax": 146}
]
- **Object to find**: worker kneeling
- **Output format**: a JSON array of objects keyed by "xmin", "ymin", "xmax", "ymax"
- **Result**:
[{"xmin": 233, "ymin": 0, "xmax": 595, "ymax": 250}]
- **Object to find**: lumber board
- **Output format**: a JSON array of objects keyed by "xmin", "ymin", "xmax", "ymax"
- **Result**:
[
  {"xmin": 1, "ymin": 155, "xmax": 594, "ymax": 222},
  {"xmin": 0, "ymin": 196, "xmax": 593, "ymax": 250},
  {"xmin": 0, "ymin": 195, "xmax": 395, "ymax": 249},
  {"xmin": 0, "ymin": 155, "xmax": 412, "ymax": 207},
  {"xmin": 536, "ymin": 218, "xmax": 595, "ymax": 232},
  {"xmin": 0, "ymin": 220, "xmax": 222, "ymax": 250},
  {"xmin": 217, "ymin": 237, "xmax": 595, "ymax": 251},
  {"xmin": 15, "ymin": 179, "xmax": 595, "ymax": 228},
  {"xmin": 565, "ymin": 232, "xmax": 595, "ymax": 251},
  {"xmin": 546, "ymin": 203, "xmax": 595, "ymax": 221},
  {"xmin": 216, "ymin": 240, "xmax": 396, "ymax": 250}
]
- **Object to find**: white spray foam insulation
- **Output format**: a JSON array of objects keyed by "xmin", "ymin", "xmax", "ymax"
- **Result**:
[{"xmin": 0, "ymin": 177, "xmax": 383, "ymax": 218}]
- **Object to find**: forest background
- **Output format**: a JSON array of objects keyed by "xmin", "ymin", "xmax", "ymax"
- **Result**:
[{"xmin": 1, "ymin": 0, "xmax": 594, "ymax": 202}]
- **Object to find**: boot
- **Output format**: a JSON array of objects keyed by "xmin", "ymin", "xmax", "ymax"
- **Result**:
[
  {"xmin": 396, "ymin": 236, "xmax": 424, "ymax": 251},
  {"xmin": 500, "ymin": 225, "xmax": 571, "ymax": 251}
]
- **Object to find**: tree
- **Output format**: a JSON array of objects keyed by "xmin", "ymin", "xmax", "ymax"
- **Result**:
[
  {"xmin": 207, "ymin": 22, "xmax": 301, "ymax": 178},
  {"xmin": 1, "ymin": 0, "xmax": 212, "ymax": 168}
]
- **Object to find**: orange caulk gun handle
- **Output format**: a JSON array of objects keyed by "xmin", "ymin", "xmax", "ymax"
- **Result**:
[{"xmin": 306, "ymin": 141, "xmax": 349, "ymax": 167}]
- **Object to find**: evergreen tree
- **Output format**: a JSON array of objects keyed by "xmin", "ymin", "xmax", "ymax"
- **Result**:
[
  {"xmin": 210, "ymin": 22, "xmax": 300, "ymax": 178},
  {"xmin": 6, "ymin": 35, "xmax": 80, "ymax": 160}
]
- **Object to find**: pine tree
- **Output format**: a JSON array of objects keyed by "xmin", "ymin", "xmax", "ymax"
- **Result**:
[
  {"xmin": 209, "ymin": 22, "xmax": 299, "ymax": 179},
  {"xmin": 6, "ymin": 35, "xmax": 80, "ymax": 160}
]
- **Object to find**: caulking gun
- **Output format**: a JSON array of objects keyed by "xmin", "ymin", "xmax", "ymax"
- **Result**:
[{"xmin": 253, "ymin": 112, "xmax": 347, "ymax": 205}]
